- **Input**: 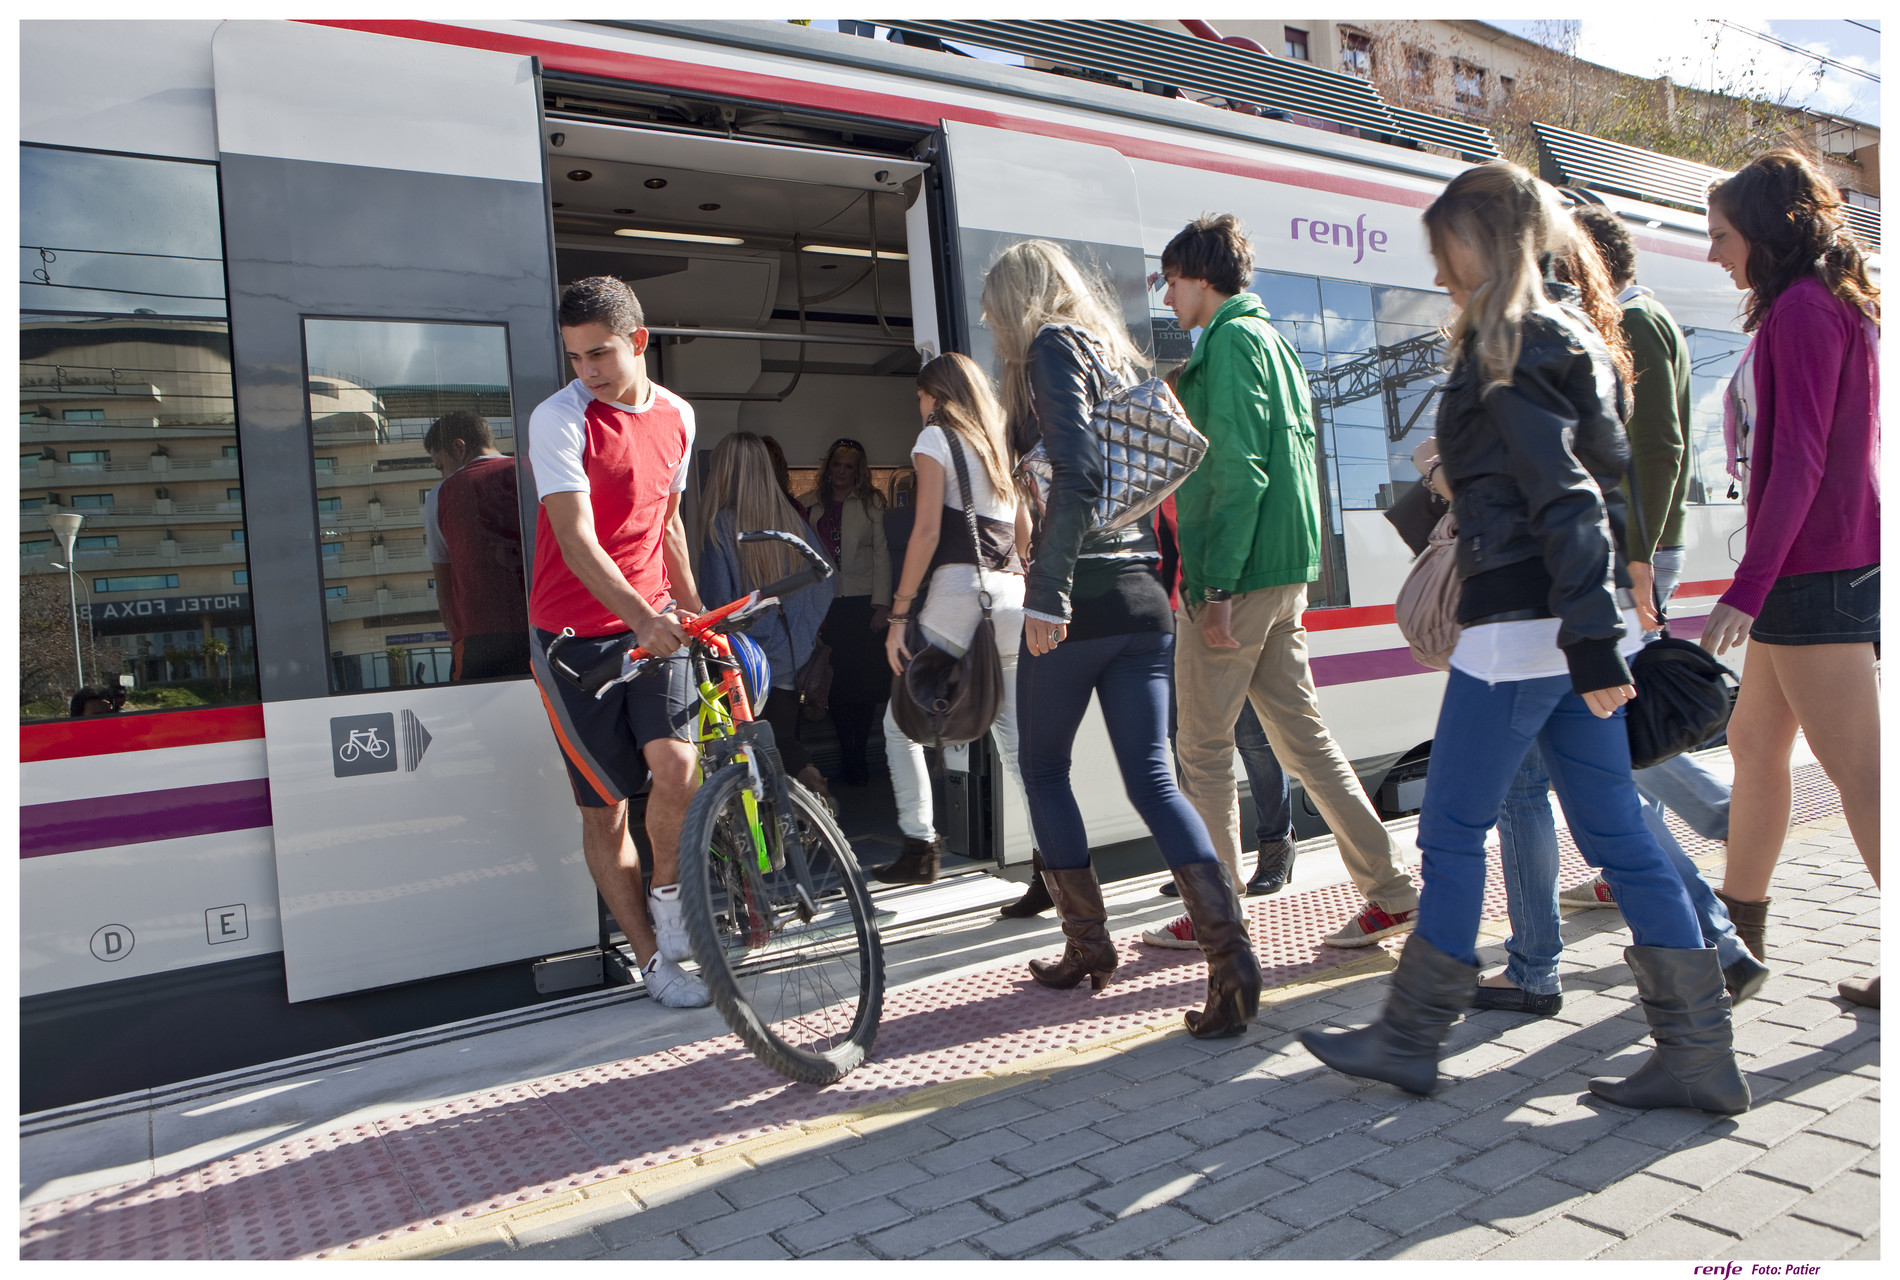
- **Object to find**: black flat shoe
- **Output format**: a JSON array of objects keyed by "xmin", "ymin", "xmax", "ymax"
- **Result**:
[{"xmin": 1469, "ymin": 984, "xmax": 1562, "ymax": 1016}]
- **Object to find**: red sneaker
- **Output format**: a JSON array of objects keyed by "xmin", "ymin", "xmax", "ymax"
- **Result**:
[
  {"xmin": 1140, "ymin": 913, "xmax": 1200, "ymax": 950},
  {"xmin": 1323, "ymin": 902, "xmax": 1417, "ymax": 948}
]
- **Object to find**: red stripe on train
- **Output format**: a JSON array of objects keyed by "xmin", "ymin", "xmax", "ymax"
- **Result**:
[
  {"xmin": 306, "ymin": 21, "xmax": 1718, "ymax": 263},
  {"xmin": 21, "ymin": 705, "xmax": 266, "ymax": 763}
]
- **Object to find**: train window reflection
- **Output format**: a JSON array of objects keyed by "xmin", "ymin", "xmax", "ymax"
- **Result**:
[
  {"xmin": 299, "ymin": 319, "xmax": 527, "ymax": 692},
  {"xmin": 19, "ymin": 148, "xmax": 258, "ymax": 724}
]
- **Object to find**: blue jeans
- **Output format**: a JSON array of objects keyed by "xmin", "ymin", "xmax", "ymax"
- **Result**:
[
  {"xmin": 1017, "ymin": 631, "xmax": 1219, "ymax": 872},
  {"xmin": 1235, "ymin": 699, "xmax": 1293, "ymax": 847},
  {"xmin": 1497, "ymin": 744, "xmax": 1750, "ymax": 993},
  {"xmin": 1419, "ymin": 669, "xmax": 1703, "ymax": 967},
  {"xmin": 1633, "ymin": 753, "xmax": 1731, "ymax": 841}
]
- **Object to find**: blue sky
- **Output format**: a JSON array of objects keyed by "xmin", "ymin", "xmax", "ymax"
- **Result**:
[{"xmin": 1491, "ymin": 18, "xmax": 1879, "ymax": 126}]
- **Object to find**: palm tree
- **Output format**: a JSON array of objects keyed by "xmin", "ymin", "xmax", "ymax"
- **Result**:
[{"xmin": 201, "ymin": 635, "xmax": 231, "ymax": 695}]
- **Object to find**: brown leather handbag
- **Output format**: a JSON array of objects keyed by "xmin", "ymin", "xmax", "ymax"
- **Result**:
[{"xmin": 889, "ymin": 431, "xmax": 1005, "ymax": 749}]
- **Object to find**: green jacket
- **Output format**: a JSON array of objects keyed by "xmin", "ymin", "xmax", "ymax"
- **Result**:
[
  {"xmin": 1173, "ymin": 291, "xmax": 1321, "ymax": 602},
  {"xmin": 1618, "ymin": 291, "xmax": 1693, "ymax": 559}
]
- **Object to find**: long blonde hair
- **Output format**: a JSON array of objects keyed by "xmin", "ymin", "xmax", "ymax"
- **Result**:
[
  {"xmin": 980, "ymin": 239, "xmax": 1149, "ymax": 452},
  {"xmin": 916, "ymin": 352, "xmax": 1014, "ymax": 499},
  {"xmin": 1424, "ymin": 161, "xmax": 1577, "ymax": 394},
  {"xmin": 698, "ymin": 431, "xmax": 812, "ymax": 583}
]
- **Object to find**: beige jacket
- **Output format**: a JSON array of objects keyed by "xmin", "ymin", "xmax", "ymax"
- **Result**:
[{"xmin": 798, "ymin": 490, "xmax": 891, "ymax": 607}]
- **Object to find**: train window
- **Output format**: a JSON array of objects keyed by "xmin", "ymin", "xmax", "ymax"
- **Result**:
[
  {"xmin": 20, "ymin": 144, "xmax": 259, "ymax": 723},
  {"xmin": 299, "ymin": 318, "xmax": 523, "ymax": 693},
  {"xmin": 1250, "ymin": 268, "xmax": 1456, "ymax": 606}
]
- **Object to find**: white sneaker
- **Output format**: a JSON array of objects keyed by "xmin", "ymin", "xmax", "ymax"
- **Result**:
[
  {"xmin": 642, "ymin": 956, "xmax": 710, "ymax": 1008},
  {"xmin": 1558, "ymin": 873, "xmax": 1618, "ymax": 909},
  {"xmin": 1141, "ymin": 913, "xmax": 1201, "ymax": 950},
  {"xmin": 648, "ymin": 886, "xmax": 692, "ymax": 962}
]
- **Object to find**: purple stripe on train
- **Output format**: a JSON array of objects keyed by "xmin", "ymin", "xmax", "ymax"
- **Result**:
[
  {"xmin": 19, "ymin": 778, "xmax": 273, "ymax": 858},
  {"xmin": 1312, "ymin": 613, "xmax": 1707, "ymax": 687}
]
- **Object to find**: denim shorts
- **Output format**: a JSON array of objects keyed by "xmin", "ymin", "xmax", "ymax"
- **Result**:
[{"xmin": 1751, "ymin": 564, "xmax": 1880, "ymax": 646}]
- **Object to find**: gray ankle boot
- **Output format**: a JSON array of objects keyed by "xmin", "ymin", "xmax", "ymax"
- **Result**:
[
  {"xmin": 1299, "ymin": 933, "xmax": 1478, "ymax": 1095},
  {"xmin": 1588, "ymin": 946, "xmax": 1751, "ymax": 1115}
]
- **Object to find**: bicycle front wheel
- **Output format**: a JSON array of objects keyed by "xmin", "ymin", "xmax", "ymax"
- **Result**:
[{"xmin": 678, "ymin": 763, "xmax": 884, "ymax": 1084}]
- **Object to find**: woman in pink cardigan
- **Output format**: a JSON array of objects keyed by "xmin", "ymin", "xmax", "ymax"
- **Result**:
[{"xmin": 1700, "ymin": 150, "xmax": 1881, "ymax": 1008}]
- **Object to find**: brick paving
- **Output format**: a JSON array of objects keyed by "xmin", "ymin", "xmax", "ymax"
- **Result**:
[
  {"xmin": 19, "ymin": 763, "xmax": 1879, "ymax": 1261},
  {"xmin": 436, "ymin": 791, "xmax": 1876, "ymax": 1261}
]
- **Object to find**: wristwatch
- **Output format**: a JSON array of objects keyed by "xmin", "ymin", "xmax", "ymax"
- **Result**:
[{"xmin": 1203, "ymin": 588, "xmax": 1233, "ymax": 603}]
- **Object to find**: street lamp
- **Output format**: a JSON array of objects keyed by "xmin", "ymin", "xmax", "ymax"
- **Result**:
[{"xmin": 45, "ymin": 511, "xmax": 85, "ymax": 693}]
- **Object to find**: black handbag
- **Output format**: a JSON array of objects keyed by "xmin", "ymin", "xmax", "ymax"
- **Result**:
[
  {"xmin": 1625, "ymin": 632, "xmax": 1737, "ymax": 770},
  {"xmin": 889, "ymin": 432, "xmax": 1006, "ymax": 750}
]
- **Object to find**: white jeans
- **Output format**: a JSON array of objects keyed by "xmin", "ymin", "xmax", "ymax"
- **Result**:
[{"xmin": 884, "ymin": 652, "xmax": 1026, "ymax": 842}]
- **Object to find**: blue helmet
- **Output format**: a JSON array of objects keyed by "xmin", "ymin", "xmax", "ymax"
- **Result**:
[{"xmin": 729, "ymin": 631, "xmax": 772, "ymax": 716}]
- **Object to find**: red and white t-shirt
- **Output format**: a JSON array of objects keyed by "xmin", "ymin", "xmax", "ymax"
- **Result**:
[{"xmin": 526, "ymin": 379, "xmax": 694, "ymax": 636}]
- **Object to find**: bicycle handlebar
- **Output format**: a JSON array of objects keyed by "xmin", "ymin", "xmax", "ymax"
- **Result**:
[{"xmin": 546, "ymin": 530, "xmax": 834, "ymax": 695}]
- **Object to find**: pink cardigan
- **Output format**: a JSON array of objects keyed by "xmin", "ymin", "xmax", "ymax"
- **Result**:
[{"xmin": 1721, "ymin": 276, "xmax": 1881, "ymax": 618}]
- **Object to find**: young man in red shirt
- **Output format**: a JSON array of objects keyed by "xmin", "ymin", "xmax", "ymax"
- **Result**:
[{"xmin": 527, "ymin": 276, "xmax": 709, "ymax": 1008}]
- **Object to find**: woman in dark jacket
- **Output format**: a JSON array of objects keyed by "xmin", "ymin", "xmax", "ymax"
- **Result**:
[
  {"xmin": 697, "ymin": 432, "xmax": 837, "ymax": 802},
  {"xmin": 982, "ymin": 238, "xmax": 1261, "ymax": 1039},
  {"xmin": 1302, "ymin": 162, "xmax": 1750, "ymax": 1114}
]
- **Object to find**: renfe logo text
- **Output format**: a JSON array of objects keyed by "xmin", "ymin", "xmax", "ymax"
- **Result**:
[{"xmin": 1290, "ymin": 213, "xmax": 1389, "ymax": 265}]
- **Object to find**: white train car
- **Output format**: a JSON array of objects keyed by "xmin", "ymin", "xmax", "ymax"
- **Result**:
[{"xmin": 18, "ymin": 18, "xmax": 1760, "ymax": 1109}]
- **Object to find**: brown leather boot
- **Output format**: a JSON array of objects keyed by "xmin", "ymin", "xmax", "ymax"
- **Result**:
[
  {"xmin": 1715, "ymin": 889, "xmax": 1770, "ymax": 961},
  {"xmin": 998, "ymin": 849, "xmax": 1055, "ymax": 919},
  {"xmin": 874, "ymin": 835, "xmax": 940, "ymax": 885},
  {"xmin": 1170, "ymin": 861, "xmax": 1264, "ymax": 1038},
  {"xmin": 1029, "ymin": 866, "xmax": 1119, "ymax": 990}
]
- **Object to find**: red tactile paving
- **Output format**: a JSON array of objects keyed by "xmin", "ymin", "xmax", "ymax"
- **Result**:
[{"xmin": 20, "ymin": 764, "xmax": 1842, "ymax": 1260}]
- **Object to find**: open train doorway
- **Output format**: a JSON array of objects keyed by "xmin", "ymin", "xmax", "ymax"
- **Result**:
[{"xmin": 541, "ymin": 120, "xmax": 1001, "ymax": 880}]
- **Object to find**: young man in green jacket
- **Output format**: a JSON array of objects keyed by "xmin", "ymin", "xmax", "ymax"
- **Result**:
[{"xmin": 1145, "ymin": 214, "xmax": 1419, "ymax": 951}]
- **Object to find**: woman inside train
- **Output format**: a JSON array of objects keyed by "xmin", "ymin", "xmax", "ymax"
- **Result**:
[
  {"xmin": 697, "ymin": 431, "xmax": 837, "ymax": 805},
  {"xmin": 873, "ymin": 352, "xmax": 1032, "ymax": 886},
  {"xmin": 1302, "ymin": 161, "xmax": 1750, "ymax": 1114},
  {"xmin": 1697, "ymin": 149, "xmax": 1881, "ymax": 1008},
  {"xmin": 983, "ymin": 238, "xmax": 1262, "ymax": 1039},
  {"xmin": 799, "ymin": 438, "xmax": 892, "ymax": 788}
]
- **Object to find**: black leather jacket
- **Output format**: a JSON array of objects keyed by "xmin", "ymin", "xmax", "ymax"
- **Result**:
[
  {"xmin": 1436, "ymin": 301, "xmax": 1636, "ymax": 693},
  {"xmin": 1021, "ymin": 326, "xmax": 1158, "ymax": 622}
]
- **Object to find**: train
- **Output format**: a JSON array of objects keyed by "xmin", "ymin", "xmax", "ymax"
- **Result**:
[{"xmin": 18, "ymin": 18, "xmax": 1770, "ymax": 1110}]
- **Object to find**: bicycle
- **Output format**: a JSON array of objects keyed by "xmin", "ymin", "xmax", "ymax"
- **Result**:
[
  {"xmin": 337, "ymin": 728, "xmax": 390, "ymax": 762},
  {"xmin": 546, "ymin": 530, "xmax": 885, "ymax": 1084}
]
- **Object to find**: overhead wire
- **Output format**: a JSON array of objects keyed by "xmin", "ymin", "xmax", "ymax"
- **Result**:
[{"xmin": 1715, "ymin": 19, "xmax": 1880, "ymax": 83}]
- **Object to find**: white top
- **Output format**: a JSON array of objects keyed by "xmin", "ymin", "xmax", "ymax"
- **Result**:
[
  {"xmin": 1733, "ymin": 343, "xmax": 1759, "ymax": 498},
  {"xmin": 422, "ymin": 484, "xmax": 447, "ymax": 563},
  {"xmin": 526, "ymin": 379, "xmax": 695, "ymax": 498},
  {"xmin": 909, "ymin": 422, "xmax": 1023, "ymax": 660},
  {"xmin": 1450, "ymin": 608, "xmax": 1647, "ymax": 684},
  {"xmin": 912, "ymin": 422, "xmax": 1016, "ymax": 523}
]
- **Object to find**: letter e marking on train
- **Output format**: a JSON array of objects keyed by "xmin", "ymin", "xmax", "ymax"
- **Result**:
[{"xmin": 207, "ymin": 904, "xmax": 250, "ymax": 944}]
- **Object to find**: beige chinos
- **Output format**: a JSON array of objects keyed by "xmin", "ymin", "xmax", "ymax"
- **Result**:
[{"xmin": 1174, "ymin": 584, "xmax": 1419, "ymax": 913}]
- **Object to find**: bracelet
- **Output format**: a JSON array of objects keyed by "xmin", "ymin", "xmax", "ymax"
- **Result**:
[
  {"xmin": 893, "ymin": 592, "xmax": 917, "ymax": 602},
  {"xmin": 887, "ymin": 613, "xmax": 912, "ymax": 623}
]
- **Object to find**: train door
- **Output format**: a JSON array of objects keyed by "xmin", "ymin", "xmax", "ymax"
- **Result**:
[
  {"xmin": 934, "ymin": 119, "xmax": 1158, "ymax": 863},
  {"xmin": 210, "ymin": 21, "xmax": 591, "ymax": 1001}
]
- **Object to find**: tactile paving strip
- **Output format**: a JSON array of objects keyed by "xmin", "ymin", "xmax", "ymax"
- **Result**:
[{"xmin": 20, "ymin": 763, "xmax": 1843, "ymax": 1259}]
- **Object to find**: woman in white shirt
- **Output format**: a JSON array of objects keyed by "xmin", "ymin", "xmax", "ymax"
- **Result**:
[{"xmin": 872, "ymin": 353, "xmax": 1030, "ymax": 885}]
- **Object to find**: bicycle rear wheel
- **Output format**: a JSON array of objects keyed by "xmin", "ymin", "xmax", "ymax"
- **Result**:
[{"xmin": 678, "ymin": 762, "xmax": 884, "ymax": 1084}]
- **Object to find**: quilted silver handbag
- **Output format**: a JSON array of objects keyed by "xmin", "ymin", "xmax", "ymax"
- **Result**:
[{"xmin": 1018, "ymin": 324, "xmax": 1208, "ymax": 534}]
